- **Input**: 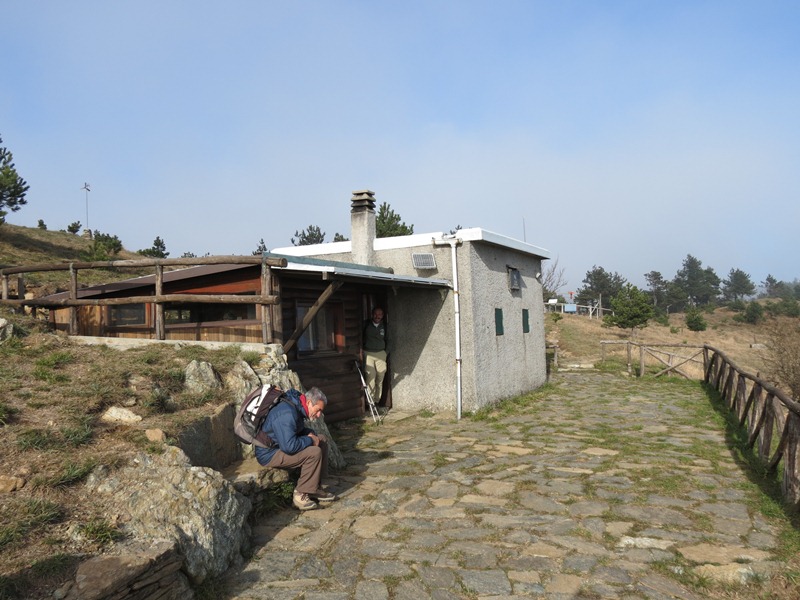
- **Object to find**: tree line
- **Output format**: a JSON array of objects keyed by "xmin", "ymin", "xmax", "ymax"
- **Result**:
[{"xmin": 554, "ymin": 255, "xmax": 800, "ymax": 334}]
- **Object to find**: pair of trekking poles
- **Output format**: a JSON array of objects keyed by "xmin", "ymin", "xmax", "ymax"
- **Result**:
[{"xmin": 354, "ymin": 360, "xmax": 384, "ymax": 424}]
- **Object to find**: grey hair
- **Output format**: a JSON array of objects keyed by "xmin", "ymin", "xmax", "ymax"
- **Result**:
[{"xmin": 305, "ymin": 387, "xmax": 327, "ymax": 406}]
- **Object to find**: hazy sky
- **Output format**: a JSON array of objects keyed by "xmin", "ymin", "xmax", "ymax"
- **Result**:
[{"xmin": 3, "ymin": 1, "xmax": 798, "ymax": 292}]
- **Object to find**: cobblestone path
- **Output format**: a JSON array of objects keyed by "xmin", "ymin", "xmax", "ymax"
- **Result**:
[{"xmin": 223, "ymin": 371, "xmax": 789, "ymax": 599}]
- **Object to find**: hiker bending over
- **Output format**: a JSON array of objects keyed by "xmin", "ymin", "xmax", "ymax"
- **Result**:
[{"xmin": 254, "ymin": 387, "xmax": 336, "ymax": 511}]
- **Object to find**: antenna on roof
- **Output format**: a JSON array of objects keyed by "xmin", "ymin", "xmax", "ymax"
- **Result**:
[{"xmin": 81, "ymin": 182, "xmax": 91, "ymax": 231}]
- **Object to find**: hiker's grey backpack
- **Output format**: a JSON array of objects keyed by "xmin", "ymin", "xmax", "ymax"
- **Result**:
[{"xmin": 234, "ymin": 385, "xmax": 287, "ymax": 448}]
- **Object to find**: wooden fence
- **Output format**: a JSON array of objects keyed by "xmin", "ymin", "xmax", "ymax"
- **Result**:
[
  {"xmin": 0, "ymin": 256, "xmax": 287, "ymax": 344},
  {"xmin": 600, "ymin": 340, "xmax": 705, "ymax": 379},
  {"xmin": 599, "ymin": 340, "xmax": 800, "ymax": 508},
  {"xmin": 703, "ymin": 345, "xmax": 800, "ymax": 508}
]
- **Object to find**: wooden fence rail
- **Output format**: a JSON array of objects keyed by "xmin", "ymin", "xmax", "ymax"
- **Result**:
[
  {"xmin": 0, "ymin": 256, "xmax": 287, "ymax": 344},
  {"xmin": 703, "ymin": 345, "xmax": 800, "ymax": 508}
]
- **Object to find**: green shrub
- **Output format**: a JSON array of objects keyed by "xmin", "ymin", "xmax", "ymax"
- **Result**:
[
  {"xmin": 741, "ymin": 302, "xmax": 764, "ymax": 324},
  {"xmin": 728, "ymin": 299, "xmax": 746, "ymax": 312},
  {"xmin": 653, "ymin": 312, "xmax": 670, "ymax": 327},
  {"xmin": 685, "ymin": 309, "xmax": 707, "ymax": 332}
]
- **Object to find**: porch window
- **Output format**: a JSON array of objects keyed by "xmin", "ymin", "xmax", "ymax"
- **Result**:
[
  {"xmin": 296, "ymin": 302, "xmax": 344, "ymax": 355},
  {"xmin": 164, "ymin": 302, "xmax": 255, "ymax": 324},
  {"xmin": 109, "ymin": 304, "xmax": 146, "ymax": 326}
]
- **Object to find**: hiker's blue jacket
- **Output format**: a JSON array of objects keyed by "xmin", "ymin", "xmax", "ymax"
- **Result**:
[{"xmin": 254, "ymin": 389, "xmax": 312, "ymax": 466}]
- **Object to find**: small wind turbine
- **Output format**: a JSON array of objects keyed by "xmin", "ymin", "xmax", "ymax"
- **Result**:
[{"xmin": 81, "ymin": 182, "xmax": 91, "ymax": 231}]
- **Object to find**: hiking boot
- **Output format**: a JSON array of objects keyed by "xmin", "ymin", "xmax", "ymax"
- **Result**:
[
  {"xmin": 309, "ymin": 489, "xmax": 337, "ymax": 504},
  {"xmin": 292, "ymin": 491, "xmax": 318, "ymax": 511}
]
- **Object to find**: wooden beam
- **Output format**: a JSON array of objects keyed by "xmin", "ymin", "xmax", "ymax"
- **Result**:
[
  {"xmin": 0, "ymin": 294, "xmax": 280, "ymax": 307},
  {"xmin": 283, "ymin": 281, "xmax": 343, "ymax": 354},
  {"xmin": 0, "ymin": 255, "xmax": 288, "ymax": 276}
]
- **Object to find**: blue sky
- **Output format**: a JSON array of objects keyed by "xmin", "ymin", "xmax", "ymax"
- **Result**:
[{"xmin": 3, "ymin": 1, "xmax": 799, "ymax": 292}]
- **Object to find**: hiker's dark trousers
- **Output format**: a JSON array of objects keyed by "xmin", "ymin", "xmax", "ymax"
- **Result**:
[{"xmin": 265, "ymin": 437, "xmax": 329, "ymax": 494}]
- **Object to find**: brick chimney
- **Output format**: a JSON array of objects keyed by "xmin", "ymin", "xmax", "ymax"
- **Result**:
[{"xmin": 350, "ymin": 190, "xmax": 376, "ymax": 265}]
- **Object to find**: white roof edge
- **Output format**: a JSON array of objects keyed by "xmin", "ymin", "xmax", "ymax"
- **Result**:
[
  {"xmin": 272, "ymin": 241, "xmax": 351, "ymax": 256},
  {"xmin": 272, "ymin": 228, "xmax": 551, "ymax": 259},
  {"xmin": 453, "ymin": 227, "xmax": 552, "ymax": 259}
]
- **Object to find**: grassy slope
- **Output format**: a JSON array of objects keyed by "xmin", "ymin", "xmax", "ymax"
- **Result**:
[{"xmin": 0, "ymin": 223, "xmax": 146, "ymax": 290}]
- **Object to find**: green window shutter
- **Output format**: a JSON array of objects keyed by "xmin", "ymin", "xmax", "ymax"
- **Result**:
[
  {"xmin": 522, "ymin": 308, "xmax": 530, "ymax": 333},
  {"xmin": 495, "ymin": 308, "xmax": 504, "ymax": 336}
]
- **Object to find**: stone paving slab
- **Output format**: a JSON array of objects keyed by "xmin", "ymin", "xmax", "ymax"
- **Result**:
[{"xmin": 223, "ymin": 371, "xmax": 790, "ymax": 599}]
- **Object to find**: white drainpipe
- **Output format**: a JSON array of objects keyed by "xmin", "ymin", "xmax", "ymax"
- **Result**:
[{"xmin": 434, "ymin": 235, "xmax": 463, "ymax": 419}]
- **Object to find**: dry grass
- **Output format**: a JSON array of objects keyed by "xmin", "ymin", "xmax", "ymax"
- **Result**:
[
  {"xmin": 546, "ymin": 308, "xmax": 770, "ymax": 378},
  {"xmin": 0, "ymin": 309, "xmax": 251, "ymax": 599}
]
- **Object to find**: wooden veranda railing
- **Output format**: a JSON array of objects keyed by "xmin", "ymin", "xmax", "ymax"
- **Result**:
[
  {"xmin": 703, "ymin": 345, "xmax": 800, "ymax": 508},
  {"xmin": 0, "ymin": 256, "xmax": 287, "ymax": 344}
]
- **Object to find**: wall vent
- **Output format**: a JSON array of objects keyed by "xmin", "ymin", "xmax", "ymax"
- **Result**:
[{"xmin": 412, "ymin": 253, "xmax": 436, "ymax": 270}]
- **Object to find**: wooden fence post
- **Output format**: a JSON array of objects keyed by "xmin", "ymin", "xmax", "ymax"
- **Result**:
[
  {"xmin": 639, "ymin": 344, "xmax": 645, "ymax": 377},
  {"xmin": 155, "ymin": 265, "xmax": 164, "ymax": 340},
  {"xmin": 782, "ymin": 413, "xmax": 800, "ymax": 508}
]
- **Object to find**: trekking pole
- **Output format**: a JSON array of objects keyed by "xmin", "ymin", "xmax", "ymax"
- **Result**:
[{"xmin": 354, "ymin": 360, "xmax": 382, "ymax": 424}]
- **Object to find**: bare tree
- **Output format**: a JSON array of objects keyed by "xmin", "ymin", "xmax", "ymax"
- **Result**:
[
  {"xmin": 764, "ymin": 318, "xmax": 800, "ymax": 398},
  {"xmin": 541, "ymin": 257, "xmax": 567, "ymax": 300}
]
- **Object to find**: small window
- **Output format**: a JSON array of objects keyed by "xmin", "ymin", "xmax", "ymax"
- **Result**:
[
  {"xmin": 522, "ymin": 308, "xmax": 530, "ymax": 333},
  {"xmin": 109, "ymin": 304, "xmax": 146, "ymax": 326},
  {"xmin": 508, "ymin": 268, "xmax": 521, "ymax": 291},
  {"xmin": 296, "ymin": 302, "xmax": 344, "ymax": 355},
  {"xmin": 495, "ymin": 308, "xmax": 504, "ymax": 336}
]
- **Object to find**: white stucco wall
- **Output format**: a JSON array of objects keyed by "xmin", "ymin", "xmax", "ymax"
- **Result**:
[{"xmin": 458, "ymin": 243, "xmax": 546, "ymax": 411}]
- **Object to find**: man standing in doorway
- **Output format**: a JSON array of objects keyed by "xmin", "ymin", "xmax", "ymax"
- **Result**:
[{"xmin": 362, "ymin": 307, "xmax": 387, "ymax": 406}]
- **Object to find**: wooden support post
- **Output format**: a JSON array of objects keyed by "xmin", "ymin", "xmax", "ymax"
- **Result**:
[
  {"xmin": 272, "ymin": 274, "xmax": 283, "ymax": 343},
  {"xmin": 69, "ymin": 264, "xmax": 78, "ymax": 335},
  {"xmin": 1, "ymin": 274, "xmax": 8, "ymax": 301},
  {"xmin": 261, "ymin": 261, "xmax": 273, "ymax": 345},
  {"xmin": 155, "ymin": 265, "xmax": 164, "ymax": 340}
]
